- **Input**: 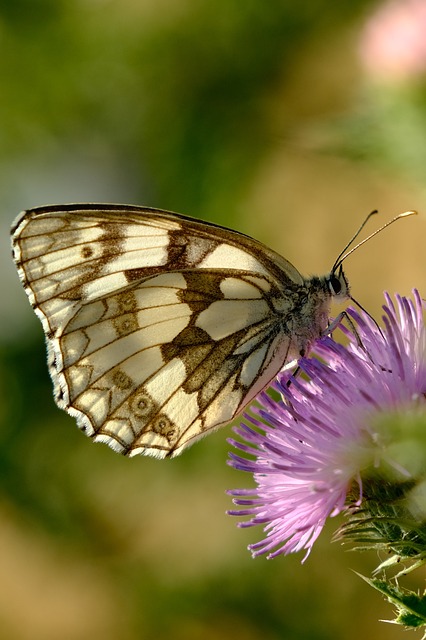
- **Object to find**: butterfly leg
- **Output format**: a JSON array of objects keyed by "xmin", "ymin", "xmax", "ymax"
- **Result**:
[
  {"xmin": 285, "ymin": 310, "xmax": 359, "ymax": 392},
  {"xmin": 328, "ymin": 309, "xmax": 392, "ymax": 373}
]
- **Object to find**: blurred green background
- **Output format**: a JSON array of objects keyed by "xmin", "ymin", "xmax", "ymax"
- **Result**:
[{"xmin": 1, "ymin": 1, "xmax": 425, "ymax": 638}]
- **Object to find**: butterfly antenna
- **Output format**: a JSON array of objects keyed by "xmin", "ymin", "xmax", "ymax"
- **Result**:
[
  {"xmin": 332, "ymin": 210, "xmax": 417, "ymax": 272},
  {"xmin": 332, "ymin": 209, "xmax": 378, "ymax": 271}
]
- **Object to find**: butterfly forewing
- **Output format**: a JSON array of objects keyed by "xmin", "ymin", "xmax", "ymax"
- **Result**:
[{"xmin": 12, "ymin": 204, "xmax": 314, "ymax": 458}]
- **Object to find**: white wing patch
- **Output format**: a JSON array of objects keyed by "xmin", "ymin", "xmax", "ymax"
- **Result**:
[
  {"xmin": 11, "ymin": 204, "xmax": 334, "ymax": 459},
  {"xmin": 199, "ymin": 243, "xmax": 271, "ymax": 276}
]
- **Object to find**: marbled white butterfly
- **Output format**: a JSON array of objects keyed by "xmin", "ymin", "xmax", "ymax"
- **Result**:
[{"xmin": 11, "ymin": 204, "xmax": 415, "ymax": 459}]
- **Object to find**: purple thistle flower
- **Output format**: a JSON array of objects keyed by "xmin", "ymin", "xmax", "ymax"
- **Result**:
[{"xmin": 228, "ymin": 290, "xmax": 426, "ymax": 561}]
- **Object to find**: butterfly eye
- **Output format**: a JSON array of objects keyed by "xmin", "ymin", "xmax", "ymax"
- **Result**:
[{"xmin": 329, "ymin": 275, "xmax": 342, "ymax": 296}]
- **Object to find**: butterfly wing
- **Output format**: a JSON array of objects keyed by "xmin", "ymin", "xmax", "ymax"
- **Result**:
[{"xmin": 12, "ymin": 204, "xmax": 304, "ymax": 458}]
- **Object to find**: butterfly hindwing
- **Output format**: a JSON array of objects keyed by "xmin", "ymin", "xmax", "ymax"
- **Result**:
[
  {"xmin": 12, "ymin": 204, "xmax": 311, "ymax": 458},
  {"xmin": 57, "ymin": 270, "xmax": 292, "ymax": 457}
]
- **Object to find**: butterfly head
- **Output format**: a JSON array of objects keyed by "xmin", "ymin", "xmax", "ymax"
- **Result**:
[{"xmin": 326, "ymin": 264, "xmax": 350, "ymax": 301}]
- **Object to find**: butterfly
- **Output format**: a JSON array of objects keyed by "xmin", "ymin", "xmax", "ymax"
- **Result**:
[{"xmin": 11, "ymin": 204, "xmax": 415, "ymax": 459}]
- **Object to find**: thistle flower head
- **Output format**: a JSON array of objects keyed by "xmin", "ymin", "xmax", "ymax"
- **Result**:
[{"xmin": 228, "ymin": 291, "xmax": 426, "ymax": 561}]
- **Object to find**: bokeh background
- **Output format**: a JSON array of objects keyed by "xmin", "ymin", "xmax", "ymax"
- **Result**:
[{"xmin": 1, "ymin": 1, "xmax": 425, "ymax": 638}]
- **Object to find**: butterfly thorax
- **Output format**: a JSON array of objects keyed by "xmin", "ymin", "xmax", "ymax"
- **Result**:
[{"xmin": 272, "ymin": 270, "xmax": 349, "ymax": 358}]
